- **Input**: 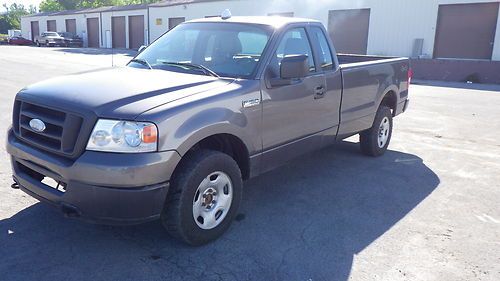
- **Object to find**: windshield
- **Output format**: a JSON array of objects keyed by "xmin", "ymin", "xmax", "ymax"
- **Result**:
[
  {"xmin": 45, "ymin": 32, "xmax": 59, "ymax": 37},
  {"xmin": 131, "ymin": 22, "xmax": 273, "ymax": 78}
]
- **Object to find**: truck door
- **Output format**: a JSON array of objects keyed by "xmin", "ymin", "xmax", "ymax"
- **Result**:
[{"xmin": 260, "ymin": 26, "xmax": 341, "ymax": 172}]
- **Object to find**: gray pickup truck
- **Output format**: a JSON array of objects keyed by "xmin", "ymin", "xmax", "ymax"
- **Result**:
[{"xmin": 7, "ymin": 16, "xmax": 410, "ymax": 245}]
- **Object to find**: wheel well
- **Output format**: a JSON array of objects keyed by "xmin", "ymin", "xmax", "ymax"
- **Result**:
[
  {"xmin": 380, "ymin": 90, "xmax": 397, "ymax": 116},
  {"xmin": 188, "ymin": 134, "xmax": 250, "ymax": 180}
]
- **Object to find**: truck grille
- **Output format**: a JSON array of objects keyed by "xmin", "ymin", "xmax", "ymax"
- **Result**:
[{"xmin": 13, "ymin": 100, "xmax": 84, "ymax": 157}]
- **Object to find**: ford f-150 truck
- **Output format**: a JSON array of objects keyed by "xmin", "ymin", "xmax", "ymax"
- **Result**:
[{"xmin": 7, "ymin": 15, "xmax": 410, "ymax": 245}]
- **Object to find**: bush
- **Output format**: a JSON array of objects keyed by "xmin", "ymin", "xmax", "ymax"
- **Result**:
[{"xmin": 0, "ymin": 34, "xmax": 9, "ymax": 44}]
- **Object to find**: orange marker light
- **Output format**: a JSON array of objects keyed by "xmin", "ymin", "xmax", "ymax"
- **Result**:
[{"xmin": 142, "ymin": 125, "xmax": 158, "ymax": 144}]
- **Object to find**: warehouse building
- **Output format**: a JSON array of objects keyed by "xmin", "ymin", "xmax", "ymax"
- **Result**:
[{"xmin": 20, "ymin": 0, "xmax": 500, "ymax": 83}]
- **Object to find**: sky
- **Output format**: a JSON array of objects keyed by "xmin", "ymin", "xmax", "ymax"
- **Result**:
[{"xmin": 1, "ymin": 0, "xmax": 42, "ymax": 11}]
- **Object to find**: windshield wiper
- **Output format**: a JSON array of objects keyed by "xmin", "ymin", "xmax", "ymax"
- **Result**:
[
  {"xmin": 161, "ymin": 62, "xmax": 219, "ymax": 77},
  {"xmin": 129, "ymin": 58, "xmax": 152, "ymax": 69}
]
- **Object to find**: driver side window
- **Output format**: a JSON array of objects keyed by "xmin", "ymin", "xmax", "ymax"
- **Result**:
[{"xmin": 269, "ymin": 28, "xmax": 316, "ymax": 77}]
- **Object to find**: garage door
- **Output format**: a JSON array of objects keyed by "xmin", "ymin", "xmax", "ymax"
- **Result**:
[
  {"xmin": 434, "ymin": 2, "xmax": 499, "ymax": 60},
  {"xmin": 30, "ymin": 21, "xmax": 39, "ymax": 41},
  {"xmin": 128, "ymin": 15, "xmax": 144, "ymax": 50},
  {"xmin": 47, "ymin": 20, "xmax": 57, "ymax": 32},
  {"xmin": 87, "ymin": 18, "xmax": 99, "ymax": 48},
  {"xmin": 112, "ymin": 16, "xmax": 126, "ymax": 49},
  {"xmin": 328, "ymin": 9, "xmax": 370, "ymax": 55},
  {"xmin": 168, "ymin": 17, "xmax": 185, "ymax": 30},
  {"xmin": 65, "ymin": 19, "xmax": 76, "ymax": 34}
]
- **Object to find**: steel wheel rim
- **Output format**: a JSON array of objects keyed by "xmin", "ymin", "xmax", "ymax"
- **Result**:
[
  {"xmin": 192, "ymin": 171, "xmax": 233, "ymax": 230},
  {"xmin": 377, "ymin": 117, "xmax": 390, "ymax": 148}
]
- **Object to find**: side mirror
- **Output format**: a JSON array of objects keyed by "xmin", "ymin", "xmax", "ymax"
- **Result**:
[
  {"xmin": 138, "ymin": 45, "xmax": 147, "ymax": 54},
  {"xmin": 268, "ymin": 55, "xmax": 309, "ymax": 87},
  {"xmin": 280, "ymin": 54, "xmax": 309, "ymax": 79}
]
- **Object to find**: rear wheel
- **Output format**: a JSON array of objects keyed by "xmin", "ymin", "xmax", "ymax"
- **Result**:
[
  {"xmin": 360, "ymin": 106, "xmax": 393, "ymax": 157},
  {"xmin": 161, "ymin": 150, "xmax": 242, "ymax": 246}
]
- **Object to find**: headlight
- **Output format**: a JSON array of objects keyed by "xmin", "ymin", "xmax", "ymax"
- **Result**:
[{"xmin": 86, "ymin": 119, "xmax": 158, "ymax": 153}]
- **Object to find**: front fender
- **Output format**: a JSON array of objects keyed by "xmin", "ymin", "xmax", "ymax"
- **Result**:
[
  {"xmin": 136, "ymin": 79, "xmax": 262, "ymax": 159},
  {"xmin": 156, "ymin": 105, "xmax": 258, "ymax": 157},
  {"xmin": 174, "ymin": 121, "xmax": 255, "ymax": 157}
]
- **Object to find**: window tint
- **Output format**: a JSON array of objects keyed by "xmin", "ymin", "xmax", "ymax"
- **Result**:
[
  {"xmin": 136, "ymin": 23, "xmax": 272, "ymax": 78},
  {"xmin": 275, "ymin": 28, "xmax": 316, "ymax": 73},
  {"xmin": 151, "ymin": 29, "xmax": 200, "ymax": 62},
  {"xmin": 311, "ymin": 27, "xmax": 334, "ymax": 71}
]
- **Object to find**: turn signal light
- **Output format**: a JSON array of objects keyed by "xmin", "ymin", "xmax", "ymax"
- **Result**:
[{"xmin": 143, "ymin": 125, "xmax": 158, "ymax": 144}]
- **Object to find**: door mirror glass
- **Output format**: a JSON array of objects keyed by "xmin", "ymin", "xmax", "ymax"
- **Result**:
[{"xmin": 280, "ymin": 54, "xmax": 309, "ymax": 79}]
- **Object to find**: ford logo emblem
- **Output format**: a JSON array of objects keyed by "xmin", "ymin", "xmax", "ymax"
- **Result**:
[{"xmin": 29, "ymin": 119, "xmax": 46, "ymax": 133}]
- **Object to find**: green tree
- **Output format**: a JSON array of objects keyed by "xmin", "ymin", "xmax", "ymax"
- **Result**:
[
  {"xmin": 0, "ymin": 3, "xmax": 29, "ymax": 33},
  {"xmin": 39, "ymin": 0, "xmax": 163, "ymax": 12},
  {"xmin": 39, "ymin": 0, "xmax": 64, "ymax": 12}
]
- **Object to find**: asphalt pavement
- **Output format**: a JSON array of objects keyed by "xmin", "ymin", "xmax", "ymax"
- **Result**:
[{"xmin": 0, "ymin": 45, "xmax": 499, "ymax": 281}]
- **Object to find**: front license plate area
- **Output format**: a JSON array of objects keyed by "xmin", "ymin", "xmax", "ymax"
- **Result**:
[{"xmin": 41, "ymin": 177, "xmax": 66, "ymax": 193}]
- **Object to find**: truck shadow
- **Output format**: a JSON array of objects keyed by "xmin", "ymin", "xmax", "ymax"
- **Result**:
[{"xmin": 0, "ymin": 141, "xmax": 439, "ymax": 281}]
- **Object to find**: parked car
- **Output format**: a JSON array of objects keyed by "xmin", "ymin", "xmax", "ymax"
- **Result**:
[
  {"xmin": 58, "ymin": 32, "xmax": 83, "ymax": 47},
  {"xmin": 8, "ymin": 29, "xmax": 21, "ymax": 38},
  {"xmin": 7, "ymin": 15, "xmax": 411, "ymax": 246},
  {"xmin": 8, "ymin": 36, "xmax": 33, "ymax": 46},
  {"xmin": 34, "ymin": 32, "xmax": 65, "ymax": 47}
]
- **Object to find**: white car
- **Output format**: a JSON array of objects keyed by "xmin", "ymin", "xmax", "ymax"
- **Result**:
[{"xmin": 34, "ymin": 32, "xmax": 65, "ymax": 47}]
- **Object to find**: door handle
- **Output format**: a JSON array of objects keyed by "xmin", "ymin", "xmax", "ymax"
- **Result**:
[{"xmin": 314, "ymin": 85, "xmax": 326, "ymax": 99}]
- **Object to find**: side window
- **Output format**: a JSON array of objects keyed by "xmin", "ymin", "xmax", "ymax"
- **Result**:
[
  {"xmin": 275, "ymin": 28, "xmax": 316, "ymax": 74},
  {"xmin": 310, "ymin": 27, "xmax": 334, "ymax": 71}
]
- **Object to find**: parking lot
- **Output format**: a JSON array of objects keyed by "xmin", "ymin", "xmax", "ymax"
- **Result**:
[{"xmin": 0, "ymin": 45, "xmax": 499, "ymax": 281}]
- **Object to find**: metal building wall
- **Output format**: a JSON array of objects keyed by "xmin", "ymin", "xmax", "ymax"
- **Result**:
[
  {"xmin": 20, "ymin": 0, "xmax": 500, "ymax": 60},
  {"xmin": 148, "ymin": 0, "xmax": 500, "ymax": 61}
]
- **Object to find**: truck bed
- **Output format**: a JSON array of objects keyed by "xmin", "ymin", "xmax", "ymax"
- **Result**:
[
  {"xmin": 337, "ymin": 54, "xmax": 399, "ymax": 65},
  {"xmin": 335, "ymin": 54, "xmax": 410, "ymax": 138}
]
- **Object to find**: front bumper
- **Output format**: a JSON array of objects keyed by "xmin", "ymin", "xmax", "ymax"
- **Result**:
[
  {"xmin": 47, "ymin": 40, "xmax": 65, "ymax": 46},
  {"xmin": 7, "ymin": 129, "xmax": 181, "ymax": 225},
  {"xmin": 64, "ymin": 40, "xmax": 83, "ymax": 47}
]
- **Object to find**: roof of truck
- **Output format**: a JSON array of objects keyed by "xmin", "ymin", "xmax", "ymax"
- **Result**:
[{"xmin": 187, "ymin": 16, "xmax": 320, "ymax": 28}]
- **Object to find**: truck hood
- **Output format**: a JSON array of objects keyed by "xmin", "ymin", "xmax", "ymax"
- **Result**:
[{"xmin": 18, "ymin": 67, "xmax": 234, "ymax": 119}]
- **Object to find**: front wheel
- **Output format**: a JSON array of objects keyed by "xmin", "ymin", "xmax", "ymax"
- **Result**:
[
  {"xmin": 161, "ymin": 150, "xmax": 243, "ymax": 246},
  {"xmin": 359, "ymin": 106, "xmax": 393, "ymax": 157}
]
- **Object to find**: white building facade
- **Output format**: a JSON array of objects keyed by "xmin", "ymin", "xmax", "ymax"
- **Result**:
[{"xmin": 21, "ymin": 0, "xmax": 500, "ymax": 61}]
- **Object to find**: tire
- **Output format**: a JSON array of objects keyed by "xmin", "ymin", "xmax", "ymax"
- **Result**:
[
  {"xmin": 161, "ymin": 149, "xmax": 243, "ymax": 246},
  {"xmin": 36, "ymin": 41, "xmax": 40, "ymax": 47},
  {"xmin": 360, "ymin": 106, "xmax": 393, "ymax": 157}
]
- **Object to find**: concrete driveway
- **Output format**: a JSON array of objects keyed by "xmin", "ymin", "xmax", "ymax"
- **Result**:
[{"xmin": 0, "ymin": 46, "xmax": 499, "ymax": 281}]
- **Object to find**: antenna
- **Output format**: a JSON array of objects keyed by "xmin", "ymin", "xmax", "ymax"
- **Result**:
[{"xmin": 221, "ymin": 9, "xmax": 232, "ymax": 20}]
